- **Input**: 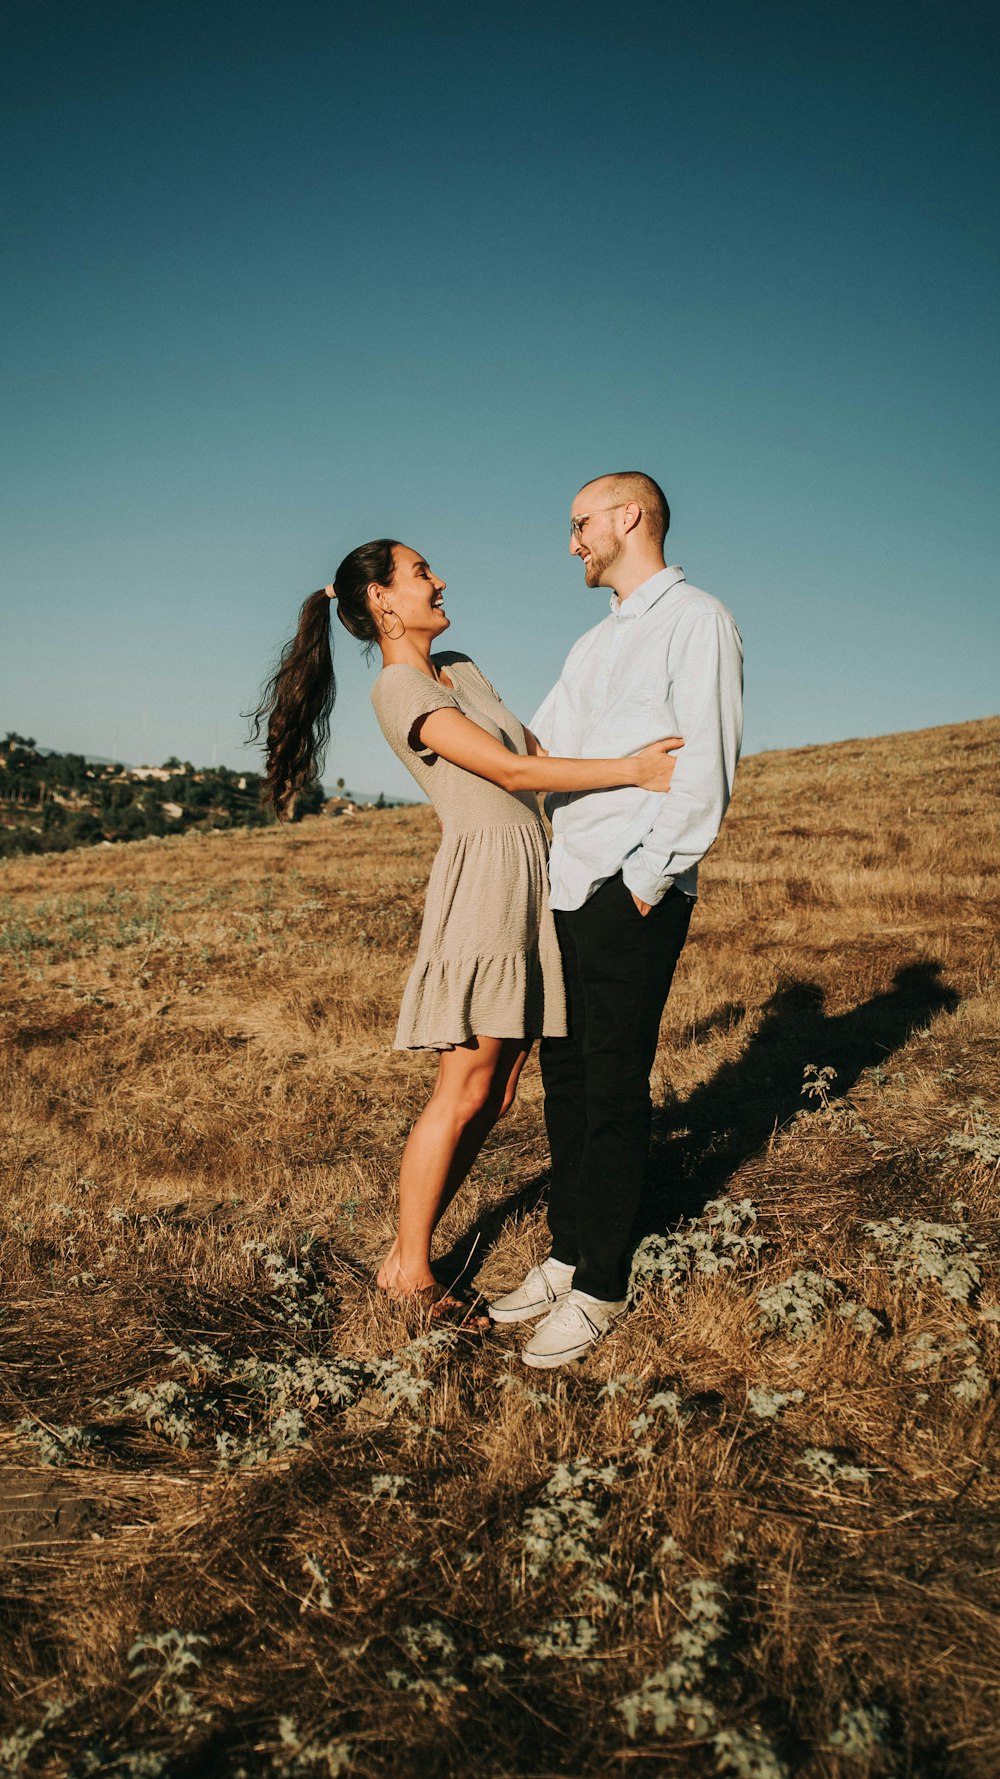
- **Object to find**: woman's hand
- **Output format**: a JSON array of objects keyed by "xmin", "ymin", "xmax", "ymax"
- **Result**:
[{"xmin": 630, "ymin": 737, "xmax": 684, "ymax": 792}]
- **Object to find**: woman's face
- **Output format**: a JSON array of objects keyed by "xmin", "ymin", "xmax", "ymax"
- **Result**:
[{"xmin": 372, "ymin": 545, "xmax": 449, "ymax": 639}]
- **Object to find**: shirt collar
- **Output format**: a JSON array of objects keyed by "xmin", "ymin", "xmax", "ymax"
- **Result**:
[{"xmin": 609, "ymin": 565, "xmax": 685, "ymax": 621}]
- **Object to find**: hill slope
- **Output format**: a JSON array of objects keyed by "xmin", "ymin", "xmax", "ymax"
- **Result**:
[{"xmin": 1, "ymin": 716, "xmax": 997, "ymax": 1776}]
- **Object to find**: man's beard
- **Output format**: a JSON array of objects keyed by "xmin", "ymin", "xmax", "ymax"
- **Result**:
[{"xmin": 583, "ymin": 531, "xmax": 620, "ymax": 586}]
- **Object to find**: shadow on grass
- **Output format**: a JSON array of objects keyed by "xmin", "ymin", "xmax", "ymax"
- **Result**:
[
  {"xmin": 439, "ymin": 958, "xmax": 958, "ymax": 1284},
  {"xmin": 434, "ymin": 1174, "xmax": 553, "ymax": 1293},
  {"xmin": 643, "ymin": 957, "xmax": 958, "ymax": 1230}
]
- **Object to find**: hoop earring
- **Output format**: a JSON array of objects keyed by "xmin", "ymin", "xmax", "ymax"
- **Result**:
[{"xmin": 379, "ymin": 610, "xmax": 404, "ymax": 640}]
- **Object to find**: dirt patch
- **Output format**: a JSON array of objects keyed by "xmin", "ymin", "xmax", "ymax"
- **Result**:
[{"xmin": 0, "ymin": 1464, "xmax": 110, "ymax": 1553}]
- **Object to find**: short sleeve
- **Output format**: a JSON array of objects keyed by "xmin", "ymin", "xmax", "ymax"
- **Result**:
[{"xmin": 371, "ymin": 666, "xmax": 461, "ymax": 757}]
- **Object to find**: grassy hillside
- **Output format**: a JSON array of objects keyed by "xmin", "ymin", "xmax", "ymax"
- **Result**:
[{"xmin": 1, "ymin": 716, "xmax": 997, "ymax": 1778}]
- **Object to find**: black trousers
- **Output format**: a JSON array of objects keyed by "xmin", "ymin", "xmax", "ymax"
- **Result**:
[{"xmin": 539, "ymin": 872, "xmax": 693, "ymax": 1301}]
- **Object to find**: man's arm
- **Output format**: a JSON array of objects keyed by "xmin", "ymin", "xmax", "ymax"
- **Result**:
[{"xmin": 622, "ymin": 610, "xmax": 744, "ymax": 908}]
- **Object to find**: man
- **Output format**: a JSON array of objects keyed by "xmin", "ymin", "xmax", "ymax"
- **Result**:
[{"xmin": 490, "ymin": 471, "xmax": 744, "ymax": 1367}]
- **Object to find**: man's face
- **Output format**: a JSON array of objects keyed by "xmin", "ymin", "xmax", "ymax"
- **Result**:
[{"xmin": 569, "ymin": 487, "xmax": 622, "ymax": 588}]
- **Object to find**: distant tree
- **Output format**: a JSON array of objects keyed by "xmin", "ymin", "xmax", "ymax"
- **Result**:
[
  {"xmin": 0, "ymin": 828, "xmax": 44, "ymax": 857},
  {"xmin": 375, "ymin": 791, "xmax": 386, "ymax": 810},
  {"xmin": 291, "ymin": 777, "xmax": 326, "ymax": 821},
  {"xmin": 336, "ymin": 777, "xmax": 345, "ymax": 795},
  {"xmin": 69, "ymin": 812, "xmax": 102, "ymax": 845},
  {"xmin": 61, "ymin": 754, "xmax": 89, "ymax": 790},
  {"xmin": 105, "ymin": 804, "xmax": 148, "ymax": 841}
]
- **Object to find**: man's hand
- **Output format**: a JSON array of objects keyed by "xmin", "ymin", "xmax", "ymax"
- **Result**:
[{"xmin": 630, "ymin": 892, "xmax": 652, "ymax": 917}]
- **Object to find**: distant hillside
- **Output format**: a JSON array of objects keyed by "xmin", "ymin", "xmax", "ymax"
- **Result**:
[
  {"xmin": 339, "ymin": 788, "xmax": 414, "ymax": 809},
  {"xmin": 0, "ymin": 729, "xmax": 415, "ymax": 859},
  {"xmin": 0, "ymin": 731, "xmax": 300, "ymax": 858}
]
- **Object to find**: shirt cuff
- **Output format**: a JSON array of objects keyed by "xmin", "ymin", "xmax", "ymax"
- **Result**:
[{"xmin": 621, "ymin": 860, "xmax": 674, "ymax": 906}]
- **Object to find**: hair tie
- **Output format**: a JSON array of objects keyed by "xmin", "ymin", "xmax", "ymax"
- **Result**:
[{"xmin": 324, "ymin": 583, "xmax": 337, "ymax": 600}]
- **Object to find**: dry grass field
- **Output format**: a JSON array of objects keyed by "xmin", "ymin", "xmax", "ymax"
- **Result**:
[{"xmin": 1, "ymin": 715, "xmax": 998, "ymax": 1779}]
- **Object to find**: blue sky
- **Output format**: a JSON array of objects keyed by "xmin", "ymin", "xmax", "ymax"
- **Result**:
[{"xmin": 2, "ymin": 0, "xmax": 997, "ymax": 798}]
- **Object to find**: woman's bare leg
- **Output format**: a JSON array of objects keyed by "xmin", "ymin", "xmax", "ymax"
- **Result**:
[
  {"xmin": 377, "ymin": 1037, "xmax": 530, "ymax": 1296},
  {"xmin": 433, "ymin": 1041, "xmax": 531, "ymax": 1226}
]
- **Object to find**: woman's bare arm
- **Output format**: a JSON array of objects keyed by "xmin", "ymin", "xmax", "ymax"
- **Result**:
[{"xmin": 413, "ymin": 708, "xmax": 682, "ymax": 794}]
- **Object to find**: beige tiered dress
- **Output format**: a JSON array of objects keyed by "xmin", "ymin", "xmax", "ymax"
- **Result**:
[{"xmin": 371, "ymin": 655, "xmax": 567, "ymax": 1051}]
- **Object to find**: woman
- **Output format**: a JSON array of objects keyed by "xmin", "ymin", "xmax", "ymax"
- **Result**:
[{"xmin": 253, "ymin": 539, "xmax": 681, "ymax": 1309}]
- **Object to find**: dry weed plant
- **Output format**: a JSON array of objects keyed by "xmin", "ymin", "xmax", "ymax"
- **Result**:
[{"xmin": 1, "ymin": 715, "xmax": 998, "ymax": 1777}]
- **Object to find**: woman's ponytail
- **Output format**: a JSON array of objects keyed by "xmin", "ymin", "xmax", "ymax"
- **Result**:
[
  {"xmin": 250, "ymin": 538, "xmax": 399, "ymax": 818},
  {"xmin": 251, "ymin": 589, "xmax": 336, "ymax": 817}
]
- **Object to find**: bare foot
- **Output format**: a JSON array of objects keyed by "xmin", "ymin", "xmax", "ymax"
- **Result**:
[
  {"xmin": 376, "ymin": 1252, "xmax": 439, "ymax": 1298},
  {"xmin": 375, "ymin": 1254, "xmax": 490, "ymax": 1327}
]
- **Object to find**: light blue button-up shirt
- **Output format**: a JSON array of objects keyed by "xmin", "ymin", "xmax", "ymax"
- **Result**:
[{"xmin": 531, "ymin": 566, "xmax": 744, "ymax": 911}]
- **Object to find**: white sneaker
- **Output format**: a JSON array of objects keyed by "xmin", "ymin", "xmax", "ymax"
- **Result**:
[
  {"xmin": 520, "ymin": 1289, "xmax": 627, "ymax": 1369},
  {"xmin": 488, "ymin": 1257, "xmax": 574, "ymax": 1325}
]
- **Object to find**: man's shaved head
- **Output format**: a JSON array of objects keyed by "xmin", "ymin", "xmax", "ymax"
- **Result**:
[{"xmin": 579, "ymin": 471, "xmax": 670, "ymax": 546}]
